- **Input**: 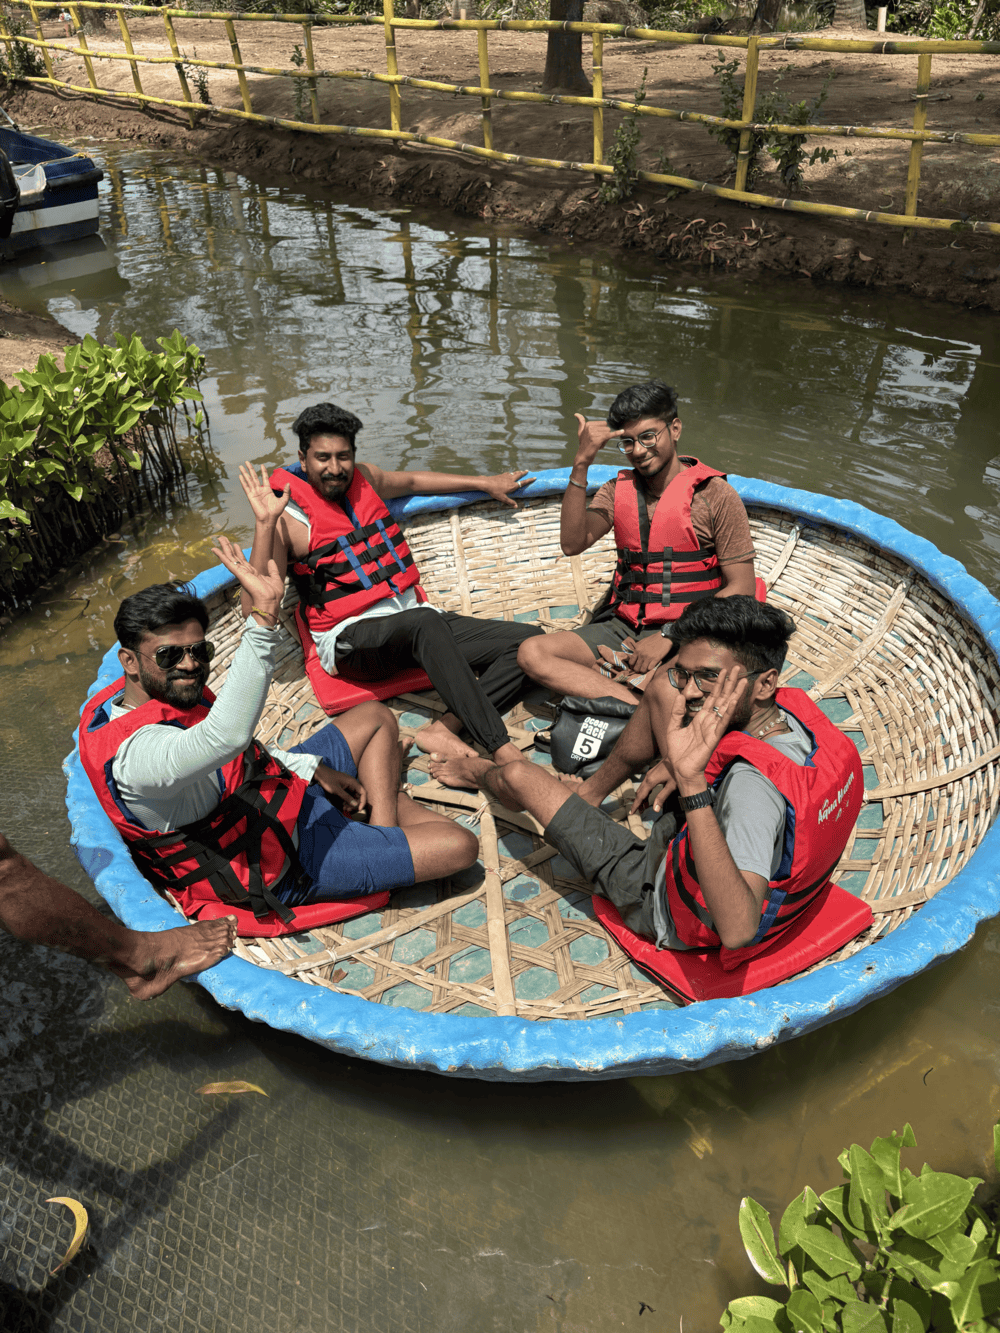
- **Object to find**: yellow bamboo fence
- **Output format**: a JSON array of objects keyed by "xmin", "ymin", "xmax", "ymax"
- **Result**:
[{"xmin": 4, "ymin": 2, "xmax": 1000, "ymax": 237}]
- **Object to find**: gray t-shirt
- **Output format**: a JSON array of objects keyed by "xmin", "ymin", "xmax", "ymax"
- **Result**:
[
  {"xmin": 110, "ymin": 622, "xmax": 321, "ymax": 833},
  {"xmin": 651, "ymin": 710, "xmax": 813, "ymax": 950}
]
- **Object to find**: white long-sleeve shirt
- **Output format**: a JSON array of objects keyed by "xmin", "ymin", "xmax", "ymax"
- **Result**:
[{"xmin": 110, "ymin": 622, "xmax": 320, "ymax": 833}]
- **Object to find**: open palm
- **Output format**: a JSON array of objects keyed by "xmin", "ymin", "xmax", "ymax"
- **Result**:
[
  {"xmin": 239, "ymin": 462, "xmax": 290, "ymax": 525},
  {"xmin": 212, "ymin": 534, "xmax": 285, "ymax": 609}
]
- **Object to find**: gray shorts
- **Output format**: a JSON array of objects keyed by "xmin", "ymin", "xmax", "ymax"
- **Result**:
[
  {"xmin": 573, "ymin": 614, "xmax": 669, "ymax": 661},
  {"xmin": 544, "ymin": 792, "xmax": 681, "ymax": 942}
]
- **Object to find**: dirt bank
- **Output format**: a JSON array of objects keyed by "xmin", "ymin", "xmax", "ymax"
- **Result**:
[
  {"xmin": 0, "ymin": 297, "xmax": 76, "ymax": 385},
  {"xmin": 4, "ymin": 17, "xmax": 1000, "ymax": 307}
]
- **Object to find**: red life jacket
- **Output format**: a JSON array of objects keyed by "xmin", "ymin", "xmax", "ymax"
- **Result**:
[
  {"xmin": 273, "ymin": 465, "xmax": 424, "ymax": 635},
  {"xmin": 610, "ymin": 459, "xmax": 726, "ymax": 629},
  {"xmin": 79, "ymin": 678, "xmax": 310, "ymax": 926},
  {"xmin": 663, "ymin": 688, "xmax": 863, "ymax": 966}
]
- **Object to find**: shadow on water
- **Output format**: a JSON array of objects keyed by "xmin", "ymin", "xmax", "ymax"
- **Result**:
[{"xmin": 0, "ymin": 141, "xmax": 999, "ymax": 1331}]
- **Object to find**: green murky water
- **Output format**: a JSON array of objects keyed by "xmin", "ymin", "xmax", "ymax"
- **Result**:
[{"xmin": 1, "ymin": 142, "xmax": 999, "ymax": 1333}]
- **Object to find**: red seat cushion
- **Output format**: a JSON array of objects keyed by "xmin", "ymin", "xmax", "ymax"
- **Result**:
[
  {"xmin": 294, "ymin": 605, "xmax": 433, "ymax": 716},
  {"xmin": 192, "ymin": 892, "xmax": 391, "ymax": 939},
  {"xmin": 593, "ymin": 883, "xmax": 873, "ymax": 1003}
]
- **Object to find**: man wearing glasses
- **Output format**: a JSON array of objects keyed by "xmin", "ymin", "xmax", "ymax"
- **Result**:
[
  {"xmin": 518, "ymin": 379, "xmax": 757, "ymax": 705},
  {"xmin": 78, "ymin": 538, "xmax": 479, "ymax": 932},
  {"xmin": 432, "ymin": 597, "xmax": 862, "ymax": 957}
]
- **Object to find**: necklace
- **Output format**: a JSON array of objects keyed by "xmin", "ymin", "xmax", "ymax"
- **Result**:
[{"xmin": 751, "ymin": 708, "xmax": 788, "ymax": 740}]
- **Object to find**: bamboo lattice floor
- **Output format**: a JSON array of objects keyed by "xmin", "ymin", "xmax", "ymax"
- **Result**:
[{"xmin": 200, "ymin": 496, "xmax": 1000, "ymax": 1017}]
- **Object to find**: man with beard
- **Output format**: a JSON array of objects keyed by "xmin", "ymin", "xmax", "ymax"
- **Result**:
[
  {"xmin": 517, "ymin": 380, "xmax": 758, "ymax": 705},
  {"xmin": 78, "ymin": 535, "xmax": 478, "ymax": 931},
  {"xmin": 246, "ymin": 401, "xmax": 544, "ymax": 766},
  {"xmin": 430, "ymin": 598, "xmax": 862, "ymax": 955},
  {"xmin": 0, "ymin": 832, "xmax": 236, "ymax": 998}
]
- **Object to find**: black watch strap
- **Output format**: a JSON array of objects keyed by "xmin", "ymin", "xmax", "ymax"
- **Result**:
[{"xmin": 679, "ymin": 788, "xmax": 715, "ymax": 814}]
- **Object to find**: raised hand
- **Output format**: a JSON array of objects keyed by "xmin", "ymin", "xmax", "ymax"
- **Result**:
[
  {"xmin": 483, "ymin": 470, "xmax": 536, "ymax": 509},
  {"xmin": 212, "ymin": 534, "xmax": 284, "ymax": 618},
  {"xmin": 239, "ymin": 462, "xmax": 290, "ymax": 526},
  {"xmin": 574, "ymin": 413, "xmax": 623, "ymax": 466},
  {"xmin": 313, "ymin": 765, "xmax": 368, "ymax": 816},
  {"xmin": 662, "ymin": 666, "xmax": 748, "ymax": 786}
]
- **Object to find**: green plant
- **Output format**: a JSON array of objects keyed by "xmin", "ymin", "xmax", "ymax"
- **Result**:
[
  {"xmin": 722, "ymin": 1122, "xmax": 1000, "ymax": 1333},
  {"xmin": 709, "ymin": 56, "xmax": 836, "ymax": 191},
  {"xmin": 290, "ymin": 41, "xmax": 306, "ymax": 120},
  {"xmin": 181, "ymin": 48, "xmax": 211, "ymax": 104},
  {"xmin": 0, "ymin": 331, "xmax": 212, "ymax": 613},
  {"xmin": 598, "ymin": 68, "xmax": 648, "ymax": 204},
  {"xmin": 0, "ymin": 10, "xmax": 46, "ymax": 82}
]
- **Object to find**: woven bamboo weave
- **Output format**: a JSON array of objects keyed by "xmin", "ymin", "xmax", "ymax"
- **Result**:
[{"xmin": 200, "ymin": 495, "xmax": 1000, "ymax": 1016}]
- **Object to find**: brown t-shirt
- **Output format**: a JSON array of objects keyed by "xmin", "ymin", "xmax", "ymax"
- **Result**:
[{"xmin": 587, "ymin": 459, "xmax": 755, "ymax": 565}]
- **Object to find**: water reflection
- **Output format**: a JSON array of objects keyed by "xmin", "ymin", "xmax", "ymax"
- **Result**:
[{"xmin": 1, "ymin": 142, "xmax": 999, "ymax": 1333}]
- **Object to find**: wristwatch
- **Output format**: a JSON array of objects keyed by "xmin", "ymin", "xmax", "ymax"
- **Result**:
[
  {"xmin": 679, "ymin": 788, "xmax": 715, "ymax": 814},
  {"xmin": 660, "ymin": 625, "xmax": 674, "ymax": 640}
]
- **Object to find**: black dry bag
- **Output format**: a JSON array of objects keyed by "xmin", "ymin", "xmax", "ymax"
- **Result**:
[{"xmin": 544, "ymin": 694, "xmax": 636, "ymax": 779}]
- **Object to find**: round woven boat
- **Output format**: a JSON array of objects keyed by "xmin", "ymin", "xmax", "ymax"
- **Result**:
[{"xmin": 64, "ymin": 469, "xmax": 1000, "ymax": 1080}]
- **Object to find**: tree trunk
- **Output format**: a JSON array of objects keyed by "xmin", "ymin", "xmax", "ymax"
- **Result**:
[
  {"xmin": 542, "ymin": 0, "xmax": 592, "ymax": 94},
  {"xmin": 830, "ymin": 0, "xmax": 868, "ymax": 27},
  {"xmin": 750, "ymin": 0, "xmax": 784, "ymax": 31}
]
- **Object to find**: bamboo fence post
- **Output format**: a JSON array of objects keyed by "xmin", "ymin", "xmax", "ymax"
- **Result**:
[
  {"xmin": 592, "ymin": 30, "xmax": 604, "ymax": 168},
  {"xmin": 904, "ymin": 52, "xmax": 932, "ymax": 239},
  {"xmin": 224, "ymin": 18, "xmax": 253, "ymax": 114},
  {"xmin": 477, "ymin": 26, "xmax": 493, "ymax": 151},
  {"xmin": 733, "ymin": 34, "xmax": 760, "ymax": 195},
  {"xmin": 26, "ymin": 1, "xmax": 55, "ymax": 82},
  {"xmin": 117, "ymin": 7, "xmax": 145, "ymax": 100},
  {"xmin": 302, "ymin": 21, "xmax": 320, "ymax": 124},
  {"xmin": 383, "ymin": 0, "xmax": 401, "ymax": 134},
  {"xmin": 67, "ymin": 4, "xmax": 99, "ymax": 91},
  {"xmin": 163, "ymin": 13, "xmax": 196, "ymax": 129}
]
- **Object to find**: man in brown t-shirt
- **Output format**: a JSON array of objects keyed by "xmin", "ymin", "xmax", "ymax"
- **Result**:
[{"xmin": 517, "ymin": 379, "xmax": 756, "ymax": 705}]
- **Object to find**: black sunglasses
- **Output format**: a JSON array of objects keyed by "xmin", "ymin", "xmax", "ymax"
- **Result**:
[{"xmin": 140, "ymin": 640, "xmax": 216, "ymax": 671}]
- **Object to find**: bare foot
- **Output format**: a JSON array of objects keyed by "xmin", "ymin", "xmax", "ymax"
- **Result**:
[
  {"xmin": 414, "ymin": 719, "xmax": 478, "ymax": 760},
  {"xmin": 111, "ymin": 917, "xmax": 237, "ymax": 1000},
  {"xmin": 428, "ymin": 753, "xmax": 495, "ymax": 790},
  {"xmin": 555, "ymin": 771, "xmax": 587, "ymax": 793}
]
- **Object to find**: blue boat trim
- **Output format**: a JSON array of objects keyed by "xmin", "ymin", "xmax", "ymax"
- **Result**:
[{"xmin": 64, "ymin": 471, "xmax": 1000, "ymax": 1080}]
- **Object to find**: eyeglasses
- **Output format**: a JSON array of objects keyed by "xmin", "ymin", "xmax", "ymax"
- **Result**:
[
  {"xmin": 667, "ymin": 666, "xmax": 761, "ymax": 695},
  {"xmin": 140, "ymin": 640, "xmax": 216, "ymax": 671},
  {"xmin": 617, "ymin": 426, "xmax": 668, "ymax": 455}
]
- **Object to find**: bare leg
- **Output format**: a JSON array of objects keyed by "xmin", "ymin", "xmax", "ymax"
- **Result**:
[
  {"xmin": 0, "ymin": 833, "xmax": 236, "ymax": 1001},
  {"xmin": 517, "ymin": 630, "xmax": 640, "ymax": 706},
  {"xmin": 330, "ymin": 702, "xmax": 401, "ymax": 828},
  {"xmin": 575, "ymin": 685, "xmax": 666, "ymax": 807},
  {"xmin": 427, "ymin": 755, "xmax": 574, "ymax": 831},
  {"xmin": 396, "ymin": 790, "xmax": 480, "ymax": 880}
]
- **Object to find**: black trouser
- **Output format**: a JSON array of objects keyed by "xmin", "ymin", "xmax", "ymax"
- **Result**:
[{"xmin": 334, "ymin": 608, "xmax": 543, "ymax": 754}]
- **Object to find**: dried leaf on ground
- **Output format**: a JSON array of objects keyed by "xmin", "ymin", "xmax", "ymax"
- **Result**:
[
  {"xmin": 195, "ymin": 1080, "xmax": 268, "ymax": 1096},
  {"xmin": 46, "ymin": 1197, "xmax": 89, "ymax": 1273}
]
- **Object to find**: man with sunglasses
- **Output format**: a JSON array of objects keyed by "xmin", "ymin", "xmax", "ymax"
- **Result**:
[
  {"xmin": 518, "ymin": 379, "xmax": 757, "ymax": 705},
  {"xmin": 432, "ymin": 597, "xmax": 862, "ymax": 957},
  {"xmin": 79, "ymin": 538, "xmax": 478, "ymax": 932}
]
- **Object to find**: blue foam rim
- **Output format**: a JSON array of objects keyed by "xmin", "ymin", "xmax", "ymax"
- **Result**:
[{"xmin": 63, "ymin": 468, "xmax": 1000, "ymax": 1081}]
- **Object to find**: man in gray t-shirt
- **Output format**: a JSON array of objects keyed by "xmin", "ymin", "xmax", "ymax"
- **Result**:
[{"xmin": 428, "ymin": 596, "xmax": 849, "ymax": 956}]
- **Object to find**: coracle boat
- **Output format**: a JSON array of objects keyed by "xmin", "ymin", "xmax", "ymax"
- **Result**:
[
  {"xmin": 0, "ymin": 120, "xmax": 103, "ymax": 258},
  {"xmin": 65, "ymin": 469, "xmax": 1000, "ymax": 1081}
]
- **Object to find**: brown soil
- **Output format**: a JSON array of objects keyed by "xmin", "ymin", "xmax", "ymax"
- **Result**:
[
  {"xmin": 4, "ymin": 18, "xmax": 1000, "ymax": 306},
  {"xmin": 0, "ymin": 296, "xmax": 76, "ymax": 385}
]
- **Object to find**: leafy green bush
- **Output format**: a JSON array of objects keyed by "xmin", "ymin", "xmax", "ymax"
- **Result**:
[
  {"xmin": 710, "ymin": 56, "xmax": 836, "ymax": 191},
  {"xmin": 0, "ymin": 11, "xmax": 46, "ymax": 82},
  {"xmin": 722, "ymin": 1122, "xmax": 1000, "ymax": 1333},
  {"xmin": 0, "ymin": 331, "xmax": 211, "ymax": 612},
  {"xmin": 598, "ymin": 68, "xmax": 648, "ymax": 203}
]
